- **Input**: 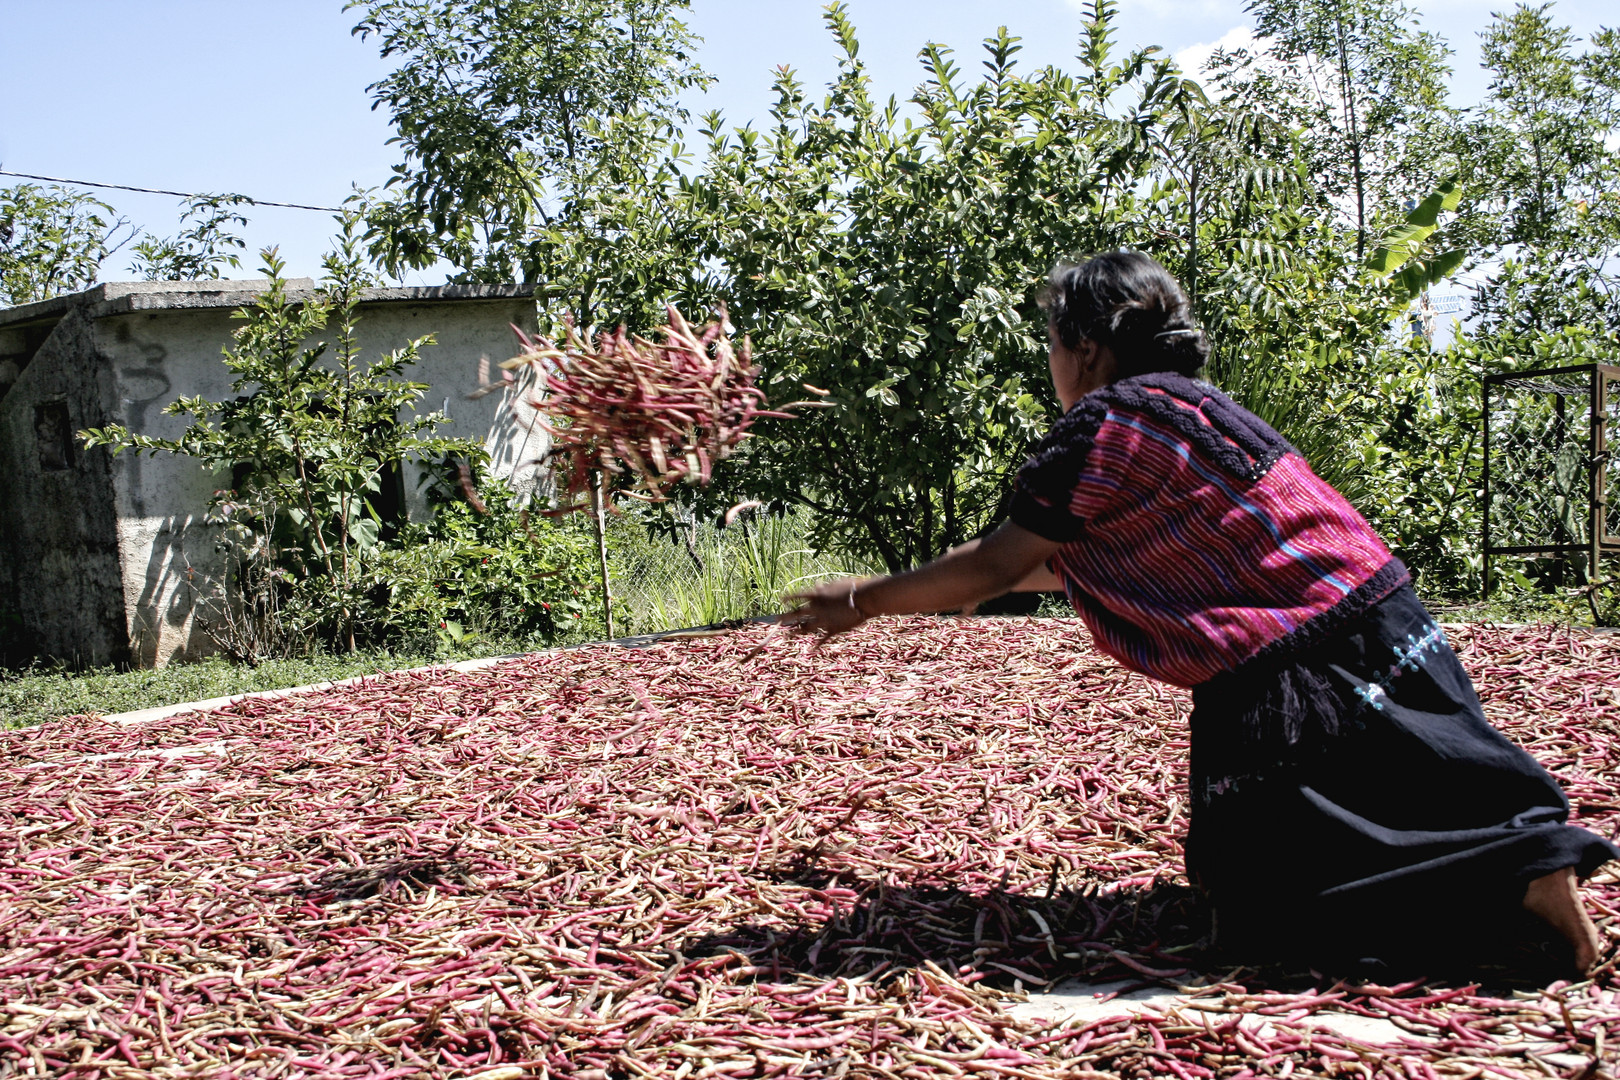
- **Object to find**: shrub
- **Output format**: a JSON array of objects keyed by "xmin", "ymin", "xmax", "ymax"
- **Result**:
[{"xmin": 372, "ymin": 468, "xmax": 604, "ymax": 651}]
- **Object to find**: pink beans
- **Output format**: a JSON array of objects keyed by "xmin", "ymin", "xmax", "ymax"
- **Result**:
[
  {"xmin": 0, "ymin": 618, "xmax": 1614, "ymax": 1077},
  {"xmin": 499, "ymin": 305, "xmax": 816, "ymax": 512}
]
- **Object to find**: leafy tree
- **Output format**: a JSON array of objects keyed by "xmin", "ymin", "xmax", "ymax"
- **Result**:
[
  {"xmin": 336, "ymin": 0, "xmax": 1620, "ymax": 615},
  {"xmin": 0, "ymin": 184, "xmax": 132, "ymax": 307},
  {"xmin": 682, "ymin": 2, "xmax": 1178, "ymax": 570},
  {"xmin": 1177, "ymin": 3, "xmax": 1479, "ymax": 521},
  {"xmin": 1335, "ymin": 333, "xmax": 1482, "ymax": 597},
  {"xmin": 527, "ymin": 108, "xmax": 721, "ymax": 331},
  {"xmin": 1220, "ymin": 0, "xmax": 1454, "ymax": 258},
  {"xmin": 129, "ymin": 193, "xmax": 252, "ymax": 281},
  {"xmin": 1458, "ymin": 3, "xmax": 1620, "ymax": 339},
  {"xmin": 347, "ymin": 0, "xmax": 709, "ymax": 299},
  {"xmin": 1139, "ymin": 44, "xmax": 1459, "ymax": 508}
]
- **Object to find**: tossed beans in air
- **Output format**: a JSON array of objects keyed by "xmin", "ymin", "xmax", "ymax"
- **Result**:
[{"xmin": 497, "ymin": 305, "xmax": 814, "ymax": 512}]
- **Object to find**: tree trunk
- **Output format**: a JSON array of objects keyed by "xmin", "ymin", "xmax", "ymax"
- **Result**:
[
  {"xmin": 591, "ymin": 471, "xmax": 613, "ymax": 639},
  {"xmin": 1188, "ymin": 155, "xmax": 1201, "ymax": 310},
  {"xmin": 1334, "ymin": 7, "xmax": 1368, "ymax": 260}
]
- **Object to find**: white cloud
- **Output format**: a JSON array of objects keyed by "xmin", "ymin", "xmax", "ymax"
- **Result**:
[
  {"xmin": 1062, "ymin": 0, "xmax": 1237, "ymax": 17},
  {"xmin": 1172, "ymin": 25, "xmax": 1259, "ymax": 80}
]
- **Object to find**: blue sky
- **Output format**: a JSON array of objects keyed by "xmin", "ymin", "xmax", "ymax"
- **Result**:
[{"xmin": 1, "ymin": 0, "xmax": 1613, "ymax": 286}]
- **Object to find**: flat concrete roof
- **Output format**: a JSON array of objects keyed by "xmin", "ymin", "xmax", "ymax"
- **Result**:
[{"xmin": 0, "ymin": 279, "xmax": 536, "ymax": 330}]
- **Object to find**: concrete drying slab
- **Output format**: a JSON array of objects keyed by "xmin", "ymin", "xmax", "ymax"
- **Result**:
[
  {"xmin": 98, "ymin": 619, "xmax": 772, "ymax": 725},
  {"xmin": 1006, "ymin": 979, "xmax": 1587, "ymax": 1068},
  {"xmin": 1009, "ymin": 979, "xmax": 1424, "ymax": 1044},
  {"xmin": 101, "ymin": 653, "xmax": 527, "ymax": 725}
]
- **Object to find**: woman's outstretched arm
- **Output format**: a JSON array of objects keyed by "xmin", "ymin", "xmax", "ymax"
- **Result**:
[
  {"xmin": 946, "ymin": 536, "xmax": 1064, "ymax": 592},
  {"xmin": 785, "ymin": 522, "xmax": 1064, "ymax": 638}
]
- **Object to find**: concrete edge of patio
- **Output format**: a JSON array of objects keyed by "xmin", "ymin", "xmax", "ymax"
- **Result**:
[
  {"xmin": 99, "ymin": 618, "xmax": 778, "ymax": 726},
  {"xmin": 101, "ymin": 653, "xmax": 528, "ymax": 725},
  {"xmin": 1005, "ymin": 979, "xmax": 1587, "ymax": 1066}
]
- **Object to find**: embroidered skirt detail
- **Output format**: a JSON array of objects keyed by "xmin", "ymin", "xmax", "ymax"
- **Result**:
[{"xmin": 1186, "ymin": 585, "xmax": 1619, "ymax": 962}]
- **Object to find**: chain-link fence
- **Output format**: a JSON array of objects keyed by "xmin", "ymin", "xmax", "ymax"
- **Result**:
[{"xmin": 1483, "ymin": 363, "xmax": 1620, "ymax": 595}]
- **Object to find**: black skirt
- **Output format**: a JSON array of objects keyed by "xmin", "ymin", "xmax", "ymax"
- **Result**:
[{"xmin": 1186, "ymin": 585, "xmax": 1620, "ymax": 963}]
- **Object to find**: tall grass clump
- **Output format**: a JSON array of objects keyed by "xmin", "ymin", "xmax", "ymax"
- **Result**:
[{"xmin": 608, "ymin": 506, "xmax": 878, "ymax": 634}]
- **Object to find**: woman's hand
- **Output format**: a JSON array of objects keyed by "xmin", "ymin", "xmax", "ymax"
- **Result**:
[
  {"xmin": 784, "ymin": 578, "xmax": 870, "ymax": 640},
  {"xmin": 783, "ymin": 523, "xmax": 1063, "ymax": 640}
]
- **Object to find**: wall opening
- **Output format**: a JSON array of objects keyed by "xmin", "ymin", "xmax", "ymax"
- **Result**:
[{"xmin": 33, "ymin": 401, "xmax": 74, "ymax": 471}]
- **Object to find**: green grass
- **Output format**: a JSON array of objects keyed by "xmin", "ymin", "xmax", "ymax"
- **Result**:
[
  {"xmin": 1427, "ymin": 596, "xmax": 1600, "ymax": 626},
  {"xmin": 1423, "ymin": 577, "xmax": 1615, "ymax": 627}
]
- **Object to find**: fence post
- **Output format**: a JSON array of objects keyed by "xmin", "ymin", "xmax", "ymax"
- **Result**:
[
  {"xmin": 1482, "ymin": 376, "xmax": 1492, "ymax": 601},
  {"xmin": 591, "ymin": 470, "xmax": 614, "ymax": 640},
  {"xmin": 1593, "ymin": 370, "xmax": 1610, "ymax": 588}
]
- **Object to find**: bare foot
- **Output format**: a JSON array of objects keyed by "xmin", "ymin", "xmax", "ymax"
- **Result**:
[{"xmin": 1523, "ymin": 867, "xmax": 1602, "ymax": 975}]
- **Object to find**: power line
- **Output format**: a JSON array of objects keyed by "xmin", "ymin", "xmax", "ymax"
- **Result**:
[{"xmin": 0, "ymin": 170, "xmax": 343, "ymax": 213}]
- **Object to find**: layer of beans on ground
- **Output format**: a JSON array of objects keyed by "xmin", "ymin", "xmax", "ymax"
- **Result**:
[{"xmin": 2, "ymin": 617, "xmax": 1616, "ymax": 1078}]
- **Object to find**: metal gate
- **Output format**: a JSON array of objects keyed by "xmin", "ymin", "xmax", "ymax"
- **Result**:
[{"xmin": 1482, "ymin": 363, "xmax": 1620, "ymax": 597}]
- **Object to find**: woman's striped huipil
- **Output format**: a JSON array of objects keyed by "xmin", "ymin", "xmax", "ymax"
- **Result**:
[{"xmin": 1009, "ymin": 372, "xmax": 1407, "ymax": 687}]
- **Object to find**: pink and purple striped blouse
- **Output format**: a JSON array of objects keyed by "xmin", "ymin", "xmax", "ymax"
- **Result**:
[{"xmin": 1010, "ymin": 372, "xmax": 1407, "ymax": 687}]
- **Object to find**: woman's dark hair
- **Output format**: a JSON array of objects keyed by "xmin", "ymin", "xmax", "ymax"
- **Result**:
[{"xmin": 1038, "ymin": 251, "xmax": 1209, "ymax": 377}]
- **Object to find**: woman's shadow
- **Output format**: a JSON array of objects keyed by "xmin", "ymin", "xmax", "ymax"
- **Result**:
[
  {"xmin": 679, "ymin": 867, "xmax": 1584, "ymax": 994},
  {"xmin": 685, "ymin": 869, "xmax": 1216, "ymax": 991}
]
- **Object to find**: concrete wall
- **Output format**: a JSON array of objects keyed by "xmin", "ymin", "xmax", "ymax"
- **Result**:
[
  {"xmin": 97, "ymin": 291, "xmax": 543, "ymax": 667},
  {"xmin": 96, "ymin": 306, "xmax": 249, "ymax": 667},
  {"xmin": 0, "ymin": 280, "xmax": 542, "ymax": 668},
  {"xmin": 0, "ymin": 306, "xmax": 130, "ymax": 667},
  {"xmin": 339, "ymin": 296, "xmax": 549, "ymax": 516}
]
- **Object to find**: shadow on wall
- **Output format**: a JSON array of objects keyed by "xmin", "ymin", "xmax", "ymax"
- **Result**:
[
  {"xmin": 128, "ymin": 515, "xmax": 219, "ymax": 668},
  {"xmin": 110, "ymin": 327, "xmax": 174, "ymax": 521},
  {"xmin": 483, "ymin": 360, "xmax": 551, "ymax": 499}
]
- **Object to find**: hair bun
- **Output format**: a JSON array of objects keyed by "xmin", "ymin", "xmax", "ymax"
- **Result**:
[{"xmin": 1039, "ymin": 252, "xmax": 1209, "ymax": 377}]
